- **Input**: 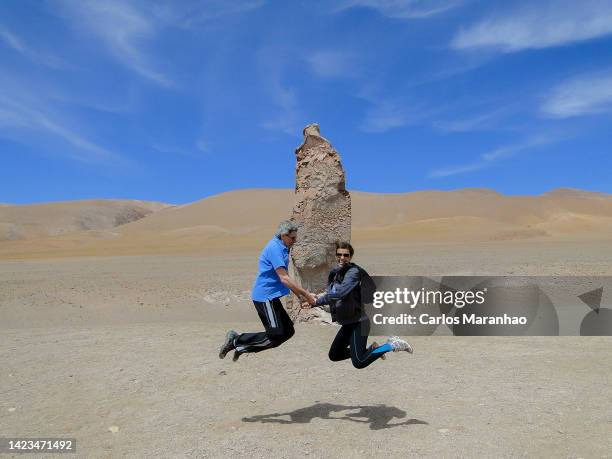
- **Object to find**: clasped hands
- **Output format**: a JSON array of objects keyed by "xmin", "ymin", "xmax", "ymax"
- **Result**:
[{"xmin": 301, "ymin": 291, "xmax": 320, "ymax": 308}]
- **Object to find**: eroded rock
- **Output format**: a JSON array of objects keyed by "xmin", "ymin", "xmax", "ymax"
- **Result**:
[{"xmin": 287, "ymin": 124, "xmax": 351, "ymax": 321}]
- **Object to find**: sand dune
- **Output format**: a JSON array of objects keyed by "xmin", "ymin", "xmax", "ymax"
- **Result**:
[
  {"xmin": 115, "ymin": 187, "xmax": 612, "ymax": 233},
  {"xmin": 351, "ymin": 188, "xmax": 612, "ymax": 243},
  {"xmin": 118, "ymin": 189, "xmax": 290, "ymax": 235},
  {"xmin": 1, "ymin": 188, "xmax": 612, "ymax": 259}
]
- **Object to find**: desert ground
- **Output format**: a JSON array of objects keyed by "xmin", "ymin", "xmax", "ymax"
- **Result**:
[{"xmin": 1, "ymin": 189, "xmax": 612, "ymax": 457}]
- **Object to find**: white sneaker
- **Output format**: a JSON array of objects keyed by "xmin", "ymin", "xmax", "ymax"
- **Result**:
[{"xmin": 387, "ymin": 336, "xmax": 414, "ymax": 353}]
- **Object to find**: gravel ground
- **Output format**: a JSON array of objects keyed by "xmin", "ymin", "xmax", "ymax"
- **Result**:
[
  {"xmin": 1, "ymin": 242, "xmax": 611, "ymax": 457},
  {"xmin": 1, "ymin": 323, "xmax": 611, "ymax": 458}
]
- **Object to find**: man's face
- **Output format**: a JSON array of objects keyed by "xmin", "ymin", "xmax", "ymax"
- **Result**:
[{"xmin": 281, "ymin": 231, "xmax": 297, "ymax": 248}]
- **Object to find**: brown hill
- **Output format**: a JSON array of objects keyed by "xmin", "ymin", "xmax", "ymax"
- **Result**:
[
  {"xmin": 0, "ymin": 200, "xmax": 171, "ymax": 242},
  {"xmin": 1, "ymin": 188, "xmax": 611, "ymax": 259}
]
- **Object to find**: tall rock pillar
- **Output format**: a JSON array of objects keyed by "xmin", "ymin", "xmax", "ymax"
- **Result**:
[{"xmin": 287, "ymin": 123, "xmax": 351, "ymax": 321}]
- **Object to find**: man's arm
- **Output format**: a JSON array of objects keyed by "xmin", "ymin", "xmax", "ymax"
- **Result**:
[
  {"xmin": 275, "ymin": 267, "xmax": 316, "ymax": 305},
  {"xmin": 315, "ymin": 267, "xmax": 360, "ymax": 306}
]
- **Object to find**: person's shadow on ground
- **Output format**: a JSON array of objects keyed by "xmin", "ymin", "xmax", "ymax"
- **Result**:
[{"xmin": 242, "ymin": 402, "xmax": 428, "ymax": 430}]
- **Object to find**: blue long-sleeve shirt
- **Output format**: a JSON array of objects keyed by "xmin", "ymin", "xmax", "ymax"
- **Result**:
[{"xmin": 315, "ymin": 266, "xmax": 360, "ymax": 306}]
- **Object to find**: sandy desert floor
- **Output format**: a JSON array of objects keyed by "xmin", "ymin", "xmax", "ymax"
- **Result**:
[{"xmin": 1, "ymin": 242, "xmax": 612, "ymax": 458}]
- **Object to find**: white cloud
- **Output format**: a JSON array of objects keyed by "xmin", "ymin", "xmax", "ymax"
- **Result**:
[
  {"xmin": 434, "ymin": 105, "xmax": 514, "ymax": 132},
  {"xmin": 35, "ymin": 115, "xmax": 120, "ymax": 162},
  {"xmin": 262, "ymin": 84, "xmax": 300, "ymax": 134},
  {"xmin": 306, "ymin": 50, "xmax": 358, "ymax": 79},
  {"xmin": 55, "ymin": 0, "xmax": 173, "ymax": 87},
  {"xmin": 451, "ymin": 1, "xmax": 612, "ymax": 52},
  {"xmin": 49, "ymin": 94, "xmax": 131, "ymax": 114},
  {"xmin": 151, "ymin": 140, "xmax": 210, "ymax": 156},
  {"xmin": 429, "ymin": 135, "xmax": 558, "ymax": 178},
  {"xmin": 195, "ymin": 139, "xmax": 210, "ymax": 153},
  {"xmin": 153, "ymin": 0, "xmax": 265, "ymax": 28},
  {"xmin": 0, "ymin": 81, "xmax": 125, "ymax": 165},
  {"xmin": 258, "ymin": 47, "xmax": 302, "ymax": 135},
  {"xmin": 151, "ymin": 144, "xmax": 192, "ymax": 156},
  {"xmin": 428, "ymin": 162, "xmax": 483, "ymax": 177},
  {"xmin": 334, "ymin": 0, "xmax": 461, "ymax": 19},
  {"xmin": 542, "ymin": 71, "xmax": 612, "ymax": 118},
  {"xmin": 0, "ymin": 26, "xmax": 65, "ymax": 68},
  {"xmin": 360, "ymin": 101, "xmax": 409, "ymax": 132}
]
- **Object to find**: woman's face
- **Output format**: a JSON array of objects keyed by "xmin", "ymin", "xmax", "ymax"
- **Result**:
[{"xmin": 335, "ymin": 248, "xmax": 352, "ymax": 267}]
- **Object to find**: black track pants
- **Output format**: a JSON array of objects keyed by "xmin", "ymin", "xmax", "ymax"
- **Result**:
[
  {"xmin": 233, "ymin": 297, "xmax": 295, "ymax": 354},
  {"xmin": 328, "ymin": 318, "xmax": 383, "ymax": 369}
]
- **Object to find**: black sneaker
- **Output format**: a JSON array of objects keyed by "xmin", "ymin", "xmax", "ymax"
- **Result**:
[{"xmin": 219, "ymin": 330, "xmax": 238, "ymax": 359}]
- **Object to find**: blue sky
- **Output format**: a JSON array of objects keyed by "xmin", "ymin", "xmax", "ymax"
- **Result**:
[{"xmin": 1, "ymin": 0, "xmax": 611, "ymax": 204}]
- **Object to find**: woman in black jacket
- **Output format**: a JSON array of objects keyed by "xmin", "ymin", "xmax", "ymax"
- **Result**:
[{"xmin": 314, "ymin": 242, "xmax": 413, "ymax": 369}]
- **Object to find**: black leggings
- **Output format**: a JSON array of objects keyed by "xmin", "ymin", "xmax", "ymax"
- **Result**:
[{"xmin": 328, "ymin": 318, "xmax": 383, "ymax": 369}]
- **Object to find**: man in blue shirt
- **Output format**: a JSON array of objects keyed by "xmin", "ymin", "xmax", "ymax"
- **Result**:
[{"xmin": 219, "ymin": 220, "xmax": 316, "ymax": 362}]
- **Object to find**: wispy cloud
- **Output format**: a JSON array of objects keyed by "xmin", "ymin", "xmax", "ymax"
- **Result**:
[
  {"xmin": 0, "ymin": 105, "xmax": 122, "ymax": 164},
  {"xmin": 306, "ymin": 50, "xmax": 359, "ymax": 79},
  {"xmin": 428, "ymin": 162, "xmax": 483, "ymax": 177},
  {"xmin": 151, "ymin": 140, "xmax": 210, "ymax": 156},
  {"xmin": 451, "ymin": 1, "xmax": 612, "ymax": 52},
  {"xmin": 258, "ymin": 47, "xmax": 302, "ymax": 135},
  {"xmin": 333, "ymin": 0, "xmax": 462, "ymax": 19},
  {"xmin": 55, "ymin": 0, "xmax": 173, "ymax": 87},
  {"xmin": 541, "ymin": 71, "xmax": 612, "ymax": 118},
  {"xmin": 434, "ymin": 111, "xmax": 498, "ymax": 132},
  {"xmin": 262, "ymin": 83, "xmax": 300, "ymax": 135},
  {"xmin": 34, "ymin": 116, "xmax": 121, "ymax": 163},
  {"xmin": 0, "ymin": 78, "xmax": 126, "ymax": 165},
  {"xmin": 0, "ymin": 26, "xmax": 65, "ymax": 68},
  {"xmin": 433, "ymin": 103, "xmax": 521, "ymax": 132},
  {"xmin": 195, "ymin": 139, "xmax": 210, "ymax": 153},
  {"xmin": 152, "ymin": 0, "xmax": 265, "ymax": 28},
  {"xmin": 429, "ymin": 134, "xmax": 559, "ymax": 177},
  {"xmin": 360, "ymin": 101, "xmax": 409, "ymax": 132},
  {"xmin": 50, "ymin": 94, "xmax": 132, "ymax": 114}
]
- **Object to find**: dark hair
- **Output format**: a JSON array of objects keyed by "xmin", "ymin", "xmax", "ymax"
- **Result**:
[{"xmin": 336, "ymin": 241, "xmax": 354, "ymax": 257}]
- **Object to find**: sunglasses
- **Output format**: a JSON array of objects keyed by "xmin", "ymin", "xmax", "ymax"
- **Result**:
[{"xmin": 336, "ymin": 253, "xmax": 351, "ymax": 258}]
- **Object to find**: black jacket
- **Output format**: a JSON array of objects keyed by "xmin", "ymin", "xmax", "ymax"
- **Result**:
[{"xmin": 316, "ymin": 263, "xmax": 370, "ymax": 325}]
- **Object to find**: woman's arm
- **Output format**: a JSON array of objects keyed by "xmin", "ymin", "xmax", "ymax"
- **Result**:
[{"xmin": 315, "ymin": 267, "xmax": 360, "ymax": 306}]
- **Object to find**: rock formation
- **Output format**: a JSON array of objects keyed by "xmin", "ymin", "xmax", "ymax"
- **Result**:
[{"xmin": 287, "ymin": 123, "xmax": 351, "ymax": 321}]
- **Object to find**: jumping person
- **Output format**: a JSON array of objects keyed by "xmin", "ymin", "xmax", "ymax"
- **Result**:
[
  {"xmin": 218, "ymin": 220, "xmax": 316, "ymax": 362},
  {"xmin": 314, "ymin": 241, "xmax": 413, "ymax": 369}
]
